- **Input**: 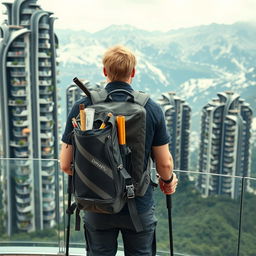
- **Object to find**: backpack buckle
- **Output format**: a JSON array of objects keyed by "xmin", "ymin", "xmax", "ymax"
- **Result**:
[{"xmin": 126, "ymin": 185, "xmax": 135, "ymax": 199}]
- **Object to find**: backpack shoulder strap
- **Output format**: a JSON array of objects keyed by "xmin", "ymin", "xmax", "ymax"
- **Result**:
[
  {"xmin": 132, "ymin": 91, "xmax": 150, "ymax": 107},
  {"xmin": 90, "ymin": 89, "xmax": 150, "ymax": 107},
  {"xmin": 90, "ymin": 89, "xmax": 108, "ymax": 104}
]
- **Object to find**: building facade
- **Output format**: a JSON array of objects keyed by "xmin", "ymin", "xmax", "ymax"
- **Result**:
[
  {"xmin": 197, "ymin": 92, "xmax": 253, "ymax": 198},
  {"xmin": 157, "ymin": 92, "xmax": 191, "ymax": 171},
  {"xmin": 0, "ymin": 0, "xmax": 60, "ymax": 235}
]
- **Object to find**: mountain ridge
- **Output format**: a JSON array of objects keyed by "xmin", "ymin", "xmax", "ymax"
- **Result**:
[{"xmin": 56, "ymin": 22, "xmax": 256, "ymax": 135}]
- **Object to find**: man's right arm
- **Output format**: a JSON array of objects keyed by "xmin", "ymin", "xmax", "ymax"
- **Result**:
[
  {"xmin": 152, "ymin": 144, "xmax": 173, "ymax": 179},
  {"xmin": 152, "ymin": 144, "xmax": 178, "ymax": 194}
]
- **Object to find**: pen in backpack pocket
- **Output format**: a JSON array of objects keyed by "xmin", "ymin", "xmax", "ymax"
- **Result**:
[
  {"xmin": 72, "ymin": 117, "xmax": 79, "ymax": 129},
  {"xmin": 79, "ymin": 104, "xmax": 86, "ymax": 131},
  {"xmin": 99, "ymin": 113, "xmax": 113, "ymax": 129}
]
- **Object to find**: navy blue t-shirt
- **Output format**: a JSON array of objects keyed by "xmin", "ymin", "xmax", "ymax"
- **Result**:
[{"xmin": 62, "ymin": 81, "xmax": 170, "ymax": 213}]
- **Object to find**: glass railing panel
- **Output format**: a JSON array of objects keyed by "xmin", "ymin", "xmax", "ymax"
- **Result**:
[
  {"xmin": 154, "ymin": 170, "xmax": 243, "ymax": 256},
  {"xmin": 0, "ymin": 158, "xmax": 64, "ymax": 253},
  {"xmin": 239, "ymin": 176, "xmax": 256, "ymax": 256},
  {"xmin": 1, "ymin": 159, "xmax": 254, "ymax": 256}
]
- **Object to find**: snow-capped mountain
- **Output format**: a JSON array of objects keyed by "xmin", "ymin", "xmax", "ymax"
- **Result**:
[{"xmin": 56, "ymin": 22, "xmax": 256, "ymax": 132}]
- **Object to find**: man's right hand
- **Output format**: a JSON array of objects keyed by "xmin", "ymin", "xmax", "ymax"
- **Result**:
[{"xmin": 159, "ymin": 173, "xmax": 178, "ymax": 195}]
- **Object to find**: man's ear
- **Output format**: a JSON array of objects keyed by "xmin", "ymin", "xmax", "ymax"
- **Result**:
[
  {"xmin": 103, "ymin": 67, "xmax": 107, "ymax": 77},
  {"xmin": 131, "ymin": 68, "xmax": 135, "ymax": 78}
]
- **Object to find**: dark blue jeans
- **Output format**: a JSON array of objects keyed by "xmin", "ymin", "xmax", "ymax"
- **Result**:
[{"xmin": 83, "ymin": 206, "xmax": 157, "ymax": 256}]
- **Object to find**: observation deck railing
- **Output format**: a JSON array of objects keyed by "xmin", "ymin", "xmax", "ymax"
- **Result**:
[{"xmin": 0, "ymin": 158, "xmax": 255, "ymax": 256}]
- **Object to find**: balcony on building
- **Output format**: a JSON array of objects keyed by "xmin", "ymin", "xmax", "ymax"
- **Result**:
[
  {"xmin": 10, "ymin": 140, "xmax": 29, "ymax": 148},
  {"xmin": 6, "ymin": 61, "xmax": 25, "ymax": 67},
  {"xmin": 39, "ymin": 33, "xmax": 50, "ymax": 40},
  {"xmin": 40, "ymin": 132, "xmax": 53, "ymax": 140},
  {"xmin": 7, "ymin": 51, "xmax": 26, "ymax": 57},
  {"xmin": 39, "ymin": 79, "xmax": 52, "ymax": 86},
  {"xmin": 13, "ymin": 119, "xmax": 28, "ymax": 127},
  {"xmin": 11, "ymin": 41, "xmax": 26, "ymax": 48},
  {"xmin": 225, "ymin": 130, "xmax": 236, "ymax": 137},
  {"xmin": 39, "ymin": 42, "xmax": 51, "ymax": 49},
  {"xmin": 38, "ymin": 52, "xmax": 51, "ymax": 58},
  {"xmin": 16, "ymin": 221, "xmax": 33, "ymax": 232},
  {"xmin": 39, "ymin": 60, "xmax": 52, "ymax": 67},
  {"xmin": 42, "ymin": 183, "xmax": 55, "ymax": 193},
  {"xmin": 40, "ymin": 106, "xmax": 54, "ymax": 114},
  {"xmin": 223, "ymin": 151, "xmax": 234, "ymax": 158},
  {"xmin": 41, "ymin": 167, "xmax": 55, "ymax": 177},
  {"xmin": 41, "ymin": 149, "xmax": 54, "ymax": 157},
  {"xmin": 15, "ymin": 166, "xmax": 31, "ymax": 176},
  {"xmin": 39, "ymin": 71, "xmax": 52, "ymax": 77},
  {"xmin": 42, "ymin": 175, "xmax": 55, "ymax": 185},
  {"xmin": 16, "ymin": 211, "xmax": 33, "ymax": 222},
  {"xmin": 11, "ymin": 89, "xmax": 27, "ymax": 97},
  {"xmin": 40, "ymin": 158, "xmax": 55, "ymax": 166},
  {"xmin": 15, "ymin": 184, "xmax": 32, "ymax": 195},
  {"xmin": 16, "ymin": 203, "xmax": 32, "ymax": 213},
  {"xmin": 15, "ymin": 194, "xmax": 31, "ymax": 204},
  {"xmin": 13, "ymin": 131, "xmax": 28, "ymax": 138},
  {"xmin": 224, "ymin": 141, "xmax": 234, "ymax": 147},
  {"xmin": 43, "ymin": 201, "xmax": 55, "ymax": 212},
  {"xmin": 13, "ymin": 149, "xmax": 29, "ymax": 158},
  {"xmin": 15, "ymin": 175, "xmax": 31, "ymax": 186},
  {"xmin": 41, "ymin": 126, "xmax": 53, "ymax": 134},
  {"xmin": 11, "ymin": 79, "xmax": 28, "ymax": 87},
  {"xmin": 40, "ymin": 88, "xmax": 53, "ymax": 96},
  {"xmin": 10, "ymin": 71, "xmax": 27, "ymax": 77},
  {"xmin": 12, "ymin": 109, "xmax": 28, "ymax": 117},
  {"xmin": 41, "ymin": 138, "xmax": 54, "ymax": 147}
]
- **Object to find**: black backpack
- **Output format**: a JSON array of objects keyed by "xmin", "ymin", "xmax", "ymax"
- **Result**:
[{"xmin": 71, "ymin": 88, "xmax": 151, "ymax": 232}]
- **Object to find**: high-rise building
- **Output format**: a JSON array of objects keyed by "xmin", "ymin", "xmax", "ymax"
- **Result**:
[
  {"xmin": 157, "ymin": 92, "xmax": 191, "ymax": 171},
  {"xmin": 197, "ymin": 92, "xmax": 253, "ymax": 198},
  {"xmin": 0, "ymin": 0, "xmax": 60, "ymax": 234}
]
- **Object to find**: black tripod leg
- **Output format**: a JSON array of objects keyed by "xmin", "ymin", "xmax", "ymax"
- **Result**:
[{"xmin": 166, "ymin": 194, "xmax": 174, "ymax": 256}]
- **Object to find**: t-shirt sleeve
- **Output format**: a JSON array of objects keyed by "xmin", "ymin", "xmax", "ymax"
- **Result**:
[
  {"xmin": 152, "ymin": 103, "xmax": 170, "ymax": 146},
  {"xmin": 61, "ymin": 103, "xmax": 79, "ymax": 145}
]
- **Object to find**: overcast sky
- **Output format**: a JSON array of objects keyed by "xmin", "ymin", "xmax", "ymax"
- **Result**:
[{"xmin": 1, "ymin": 0, "xmax": 256, "ymax": 32}]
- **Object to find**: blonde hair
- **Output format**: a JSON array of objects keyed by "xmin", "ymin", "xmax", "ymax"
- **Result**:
[{"xmin": 103, "ymin": 45, "xmax": 136, "ymax": 82}]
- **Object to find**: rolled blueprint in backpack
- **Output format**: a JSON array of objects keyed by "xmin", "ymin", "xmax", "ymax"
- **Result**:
[{"xmin": 85, "ymin": 108, "xmax": 95, "ymax": 130}]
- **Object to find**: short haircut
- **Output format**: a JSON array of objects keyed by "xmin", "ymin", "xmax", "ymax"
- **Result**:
[{"xmin": 103, "ymin": 45, "xmax": 136, "ymax": 82}]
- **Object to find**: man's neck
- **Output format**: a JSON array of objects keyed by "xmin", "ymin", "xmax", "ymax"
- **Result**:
[{"xmin": 107, "ymin": 77, "xmax": 132, "ymax": 84}]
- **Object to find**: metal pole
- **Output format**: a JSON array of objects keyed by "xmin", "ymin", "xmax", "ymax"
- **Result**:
[
  {"xmin": 65, "ymin": 175, "xmax": 73, "ymax": 256},
  {"xmin": 237, "ymin": 177, "xmax": 245, "ymax": 256}
]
